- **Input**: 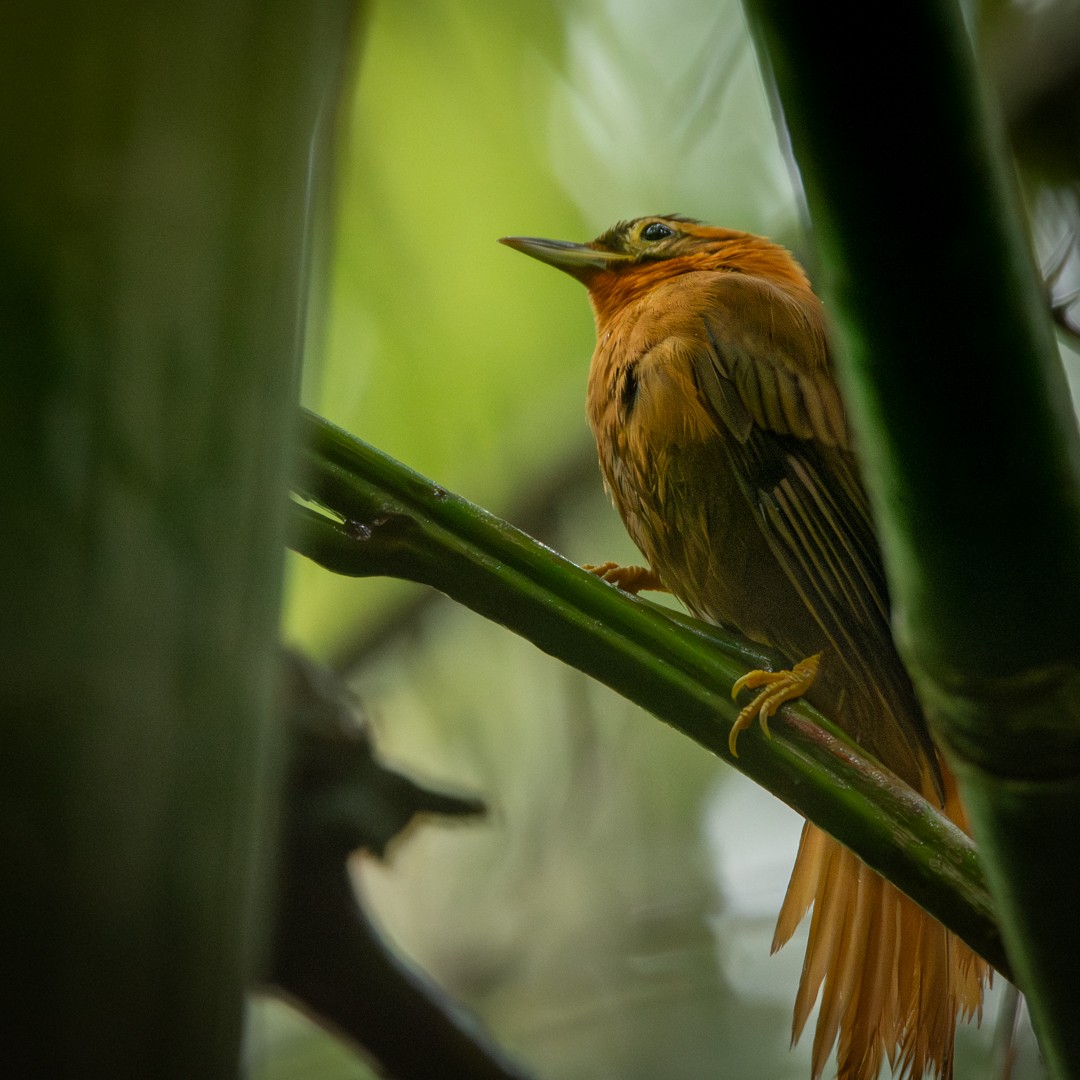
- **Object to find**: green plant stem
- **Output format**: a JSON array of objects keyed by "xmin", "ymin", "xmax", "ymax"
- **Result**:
[
  {"xmin": 290, "ymin": 408, "xmax": 1008, "ymax": 978},
  {"xmin": 741, "ymin": 1, "xmax": 1080, "ymax": 1074},
  {"xmin": 0, "ymin": 5, "xmax": 357, "ymax": 1076}
]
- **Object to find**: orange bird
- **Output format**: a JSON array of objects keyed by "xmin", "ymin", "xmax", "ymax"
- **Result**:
[{"xmin": 501, "ymin": 216, "xmax": 988, "ymax": 1080}]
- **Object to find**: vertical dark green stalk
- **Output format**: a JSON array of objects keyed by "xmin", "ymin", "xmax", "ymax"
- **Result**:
[
  {"xmin": 742, "ymin": 2, "xmax": 1080, "ymax": 1075},
  {"xmin": 0, "ymin": 4, "xmax": 357, "ymax": 1077}
]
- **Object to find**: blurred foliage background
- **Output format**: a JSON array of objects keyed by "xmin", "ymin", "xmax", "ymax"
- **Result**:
[{"xmin": 248, "ymin": 0, "xmax": 1078, "ymax": 1076}]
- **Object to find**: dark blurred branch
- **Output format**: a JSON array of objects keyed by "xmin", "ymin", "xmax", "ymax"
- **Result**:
[
  {"xmin": 267, "ymin": 651, "xmax": 533, "ymax": 1080},
  {"xmin": 288, "ymin": 408, "xmax": 1008, "ymax": 978}
]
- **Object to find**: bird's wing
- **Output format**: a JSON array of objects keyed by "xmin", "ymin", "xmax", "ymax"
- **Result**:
[{"xmin": 688, "ymin": 272, "xmax": 940, "ymax": 791}]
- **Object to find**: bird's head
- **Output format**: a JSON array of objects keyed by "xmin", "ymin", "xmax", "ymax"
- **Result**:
[{"xmin": 500, "ymin": 215, "xmax": 810, "ymax": 326}]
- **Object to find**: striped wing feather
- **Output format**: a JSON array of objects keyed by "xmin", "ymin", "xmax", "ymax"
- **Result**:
[{"xmin": 690, "ymin": 272, "xmax": 940, "ymax": 792}]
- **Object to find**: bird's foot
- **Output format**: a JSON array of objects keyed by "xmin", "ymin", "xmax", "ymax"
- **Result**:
[
  {"xmin": 728, "ymin": 653, "xmax": 822, "ymax": 757},
  {"xmin": 584, "ymin": 562, "xmax": 668, "ymax": 595}
]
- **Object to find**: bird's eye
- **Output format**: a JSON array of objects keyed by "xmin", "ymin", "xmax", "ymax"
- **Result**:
[{"xmin": 640, "ymin": 222, "xmax": 673, "ymax": 242}]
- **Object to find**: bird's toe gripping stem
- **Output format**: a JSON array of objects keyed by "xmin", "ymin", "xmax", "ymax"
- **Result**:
[
  {"xmin": 584, "ymin": 562, "xmax": 668, "ymax": 595},
  {"xmin": 728, "ymin": 653, "xmax": 822, "ymax": 757}
]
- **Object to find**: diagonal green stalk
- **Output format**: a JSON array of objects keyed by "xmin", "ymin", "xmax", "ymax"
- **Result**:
[
  {"xmin": 741, "ymin": 1, "xmax": 1080, "ymax": 1074},
  {"xmin": 290, "ymin": 408, "xmax": 1008, "ymax": 977}
]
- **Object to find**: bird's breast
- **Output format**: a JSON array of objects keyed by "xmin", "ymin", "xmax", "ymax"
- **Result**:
[{"xmin": 586, "ymin": 320, "xmax": 788, "ymax": 638}]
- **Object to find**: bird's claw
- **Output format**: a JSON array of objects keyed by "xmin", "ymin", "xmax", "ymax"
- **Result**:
[
  {"xmin": 583, "ymin": 562, "xmax": 667, "ymax": 595},
  {"xmin": 728, "ymin": 653, "xmax": 822, "ymax": 757}
]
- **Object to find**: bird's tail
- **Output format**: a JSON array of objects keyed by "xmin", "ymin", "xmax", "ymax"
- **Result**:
[{"xmin": 772, "ymin": 768, "xmax": 988, "ymax": 1080}]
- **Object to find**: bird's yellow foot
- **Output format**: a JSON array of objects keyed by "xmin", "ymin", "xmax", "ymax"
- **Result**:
[
  {"xmin": 584, "ymin": 562, "xmax": 668, "ymax": 595},
  {"xmin": 728, "ymin": 653, "xmax": 822, "ymax": 757}
]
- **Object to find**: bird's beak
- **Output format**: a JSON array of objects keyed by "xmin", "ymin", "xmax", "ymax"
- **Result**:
[{"xmin": 499, "ymin": 235, "xmax": 633, "ymax": 280}]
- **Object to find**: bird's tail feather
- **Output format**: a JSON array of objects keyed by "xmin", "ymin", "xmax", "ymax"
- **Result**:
[{"xmin": 772, "ymin": 770, "xmax": 988, "ymax": 1080}]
